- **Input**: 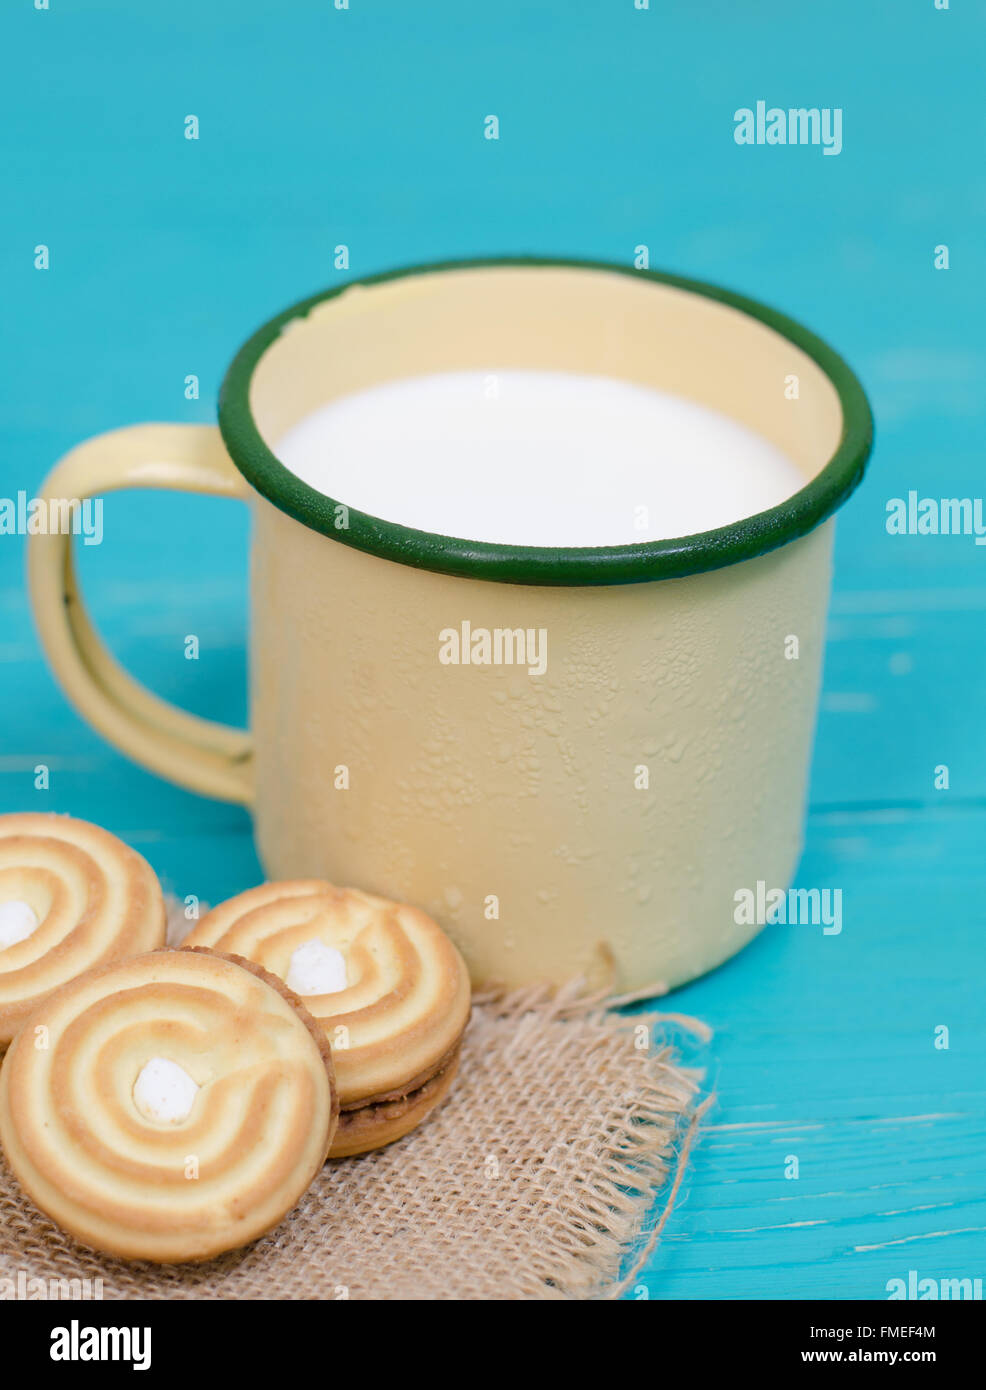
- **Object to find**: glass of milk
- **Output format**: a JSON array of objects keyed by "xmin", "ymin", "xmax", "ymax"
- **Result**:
[{"xmin": 29, "ymin": 259, "xmax": 873, "ymax": 992}]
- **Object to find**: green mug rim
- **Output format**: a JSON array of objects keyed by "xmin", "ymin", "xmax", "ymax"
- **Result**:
[{"xmin": 218, "ymin": 256, "xmax": 874, "ymax": 587}]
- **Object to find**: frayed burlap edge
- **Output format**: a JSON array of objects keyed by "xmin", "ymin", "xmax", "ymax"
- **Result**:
[
  {"xmin": 470, "ymin": 980, "xmax": 715, "ymax": 1301},
  {"xmin": 0, "ymin": 904, "xmax": 713, "ymax": 1301}
]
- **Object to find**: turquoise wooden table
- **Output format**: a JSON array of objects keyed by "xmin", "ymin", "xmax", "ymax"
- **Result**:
[{"xmin": 2, "ymin": 1, "xmax": 983, "ymax": 1299}]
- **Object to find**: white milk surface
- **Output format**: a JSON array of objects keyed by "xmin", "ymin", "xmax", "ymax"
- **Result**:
[{"xmin": 275, "ymin": 369, "xmax": 804, "ymax": 547}]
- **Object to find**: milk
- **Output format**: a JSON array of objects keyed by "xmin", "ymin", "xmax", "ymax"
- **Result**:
[{"xmin": 275, "ymin": 369, "xmax": 804, "ymax": 547}]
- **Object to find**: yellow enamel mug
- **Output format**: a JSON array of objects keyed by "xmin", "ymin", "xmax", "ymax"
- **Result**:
[{"xmin": 28, "ymin": 259, "xmax": 872, "ymax": 991}]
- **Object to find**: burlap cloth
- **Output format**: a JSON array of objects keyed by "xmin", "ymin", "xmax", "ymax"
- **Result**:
[{"xmin": 0, "ymin": 906, "xmax": 712, "ymax": 1300}]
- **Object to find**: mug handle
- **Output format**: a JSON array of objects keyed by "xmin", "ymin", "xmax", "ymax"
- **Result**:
[{"xmin": 28, "ymin": 423, "xmax": 254, "ymax": 805}]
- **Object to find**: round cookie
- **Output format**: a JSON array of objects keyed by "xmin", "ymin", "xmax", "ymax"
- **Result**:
[
  {"xmin": 0, "ymin": 949, "xmax": 338, "ymax": 1262},
  {"xmin": 183, "ymin": 881, "xmax": 471, "ymax": 1157},
  {"xmin": 0, "ymin": 813, "xmax": 166, "ymax": 1047}
]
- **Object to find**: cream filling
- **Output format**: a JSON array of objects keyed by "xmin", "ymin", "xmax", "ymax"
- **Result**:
[
  {"xmin": 0, "ymin": 899, "xmax": 40, "ymax": 951},
  {"xmin": 286, "ymin": 939, "xmax": 348, "ymax": 996},
  {"xmin": 133, "ymin": 1057, "xmax": 200, "ymax": 1124}
]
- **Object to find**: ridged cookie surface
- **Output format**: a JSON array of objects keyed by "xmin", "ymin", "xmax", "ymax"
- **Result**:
[
  {"xmin": 0, "ymin": 813, "xmax": 166, "ymax": 1046},
  {"xmin": 182, "ymin": 881, "xmax": 471, "ymax": 1105},
  {"xmin": 0, "ymin": 949, "xmax": 337, "ymax": 1263}
]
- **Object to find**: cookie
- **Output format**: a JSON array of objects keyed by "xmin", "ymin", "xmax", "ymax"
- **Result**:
[
  {"xmin": 0, "ymin": 813, "xmax": 166, "ymax": 1047},
  {"xmin": 0, "ymin": 948, "xmax": 338, "ymax": 1262},
  {"xmin": 183, "ymin": 881, "xmax": 471, "ymax": 1156}
]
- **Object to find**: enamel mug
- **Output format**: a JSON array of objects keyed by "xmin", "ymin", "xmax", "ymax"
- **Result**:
[{"xmin": 29, "ymin": 259, "xmax": 872, "ymax": 991}]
